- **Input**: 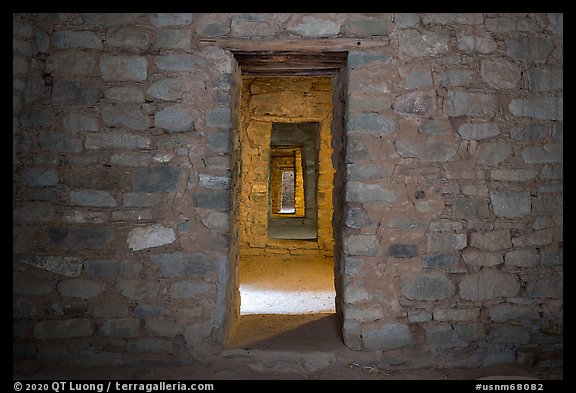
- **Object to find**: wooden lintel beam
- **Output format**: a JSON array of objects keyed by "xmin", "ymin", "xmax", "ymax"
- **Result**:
[{"xmin": 199, "ymin": 38, "xmax": 389, "ymax": 52}]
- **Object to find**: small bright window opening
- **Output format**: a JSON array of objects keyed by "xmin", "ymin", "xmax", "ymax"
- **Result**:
[{"xmin": 279, "ymin": 170, "xmax": 296, "ymax": 213}]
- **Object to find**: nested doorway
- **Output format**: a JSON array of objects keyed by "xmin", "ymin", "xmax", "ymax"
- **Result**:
[{"xmin": 226, "ymin": 52, "xmax": 347, "ymax": 348}]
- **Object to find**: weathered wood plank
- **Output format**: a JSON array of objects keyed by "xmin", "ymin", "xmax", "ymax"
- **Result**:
[{"xmin": 199, "ymin": 37, "xmax": 389, "ymax": 51}]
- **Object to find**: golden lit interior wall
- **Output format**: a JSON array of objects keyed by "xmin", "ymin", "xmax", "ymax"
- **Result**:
[
  {"xmin": 238, "ymin": 76, "xmax": 334, "ymax": 257},
  {"xmin": 270, "ymin": 147, "xmax": 305, "ymax": 218}
]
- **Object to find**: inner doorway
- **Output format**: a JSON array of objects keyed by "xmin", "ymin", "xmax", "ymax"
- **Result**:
[{"xmin": 226, "ymin": 52, "xmax": 347, "ymax": 348}]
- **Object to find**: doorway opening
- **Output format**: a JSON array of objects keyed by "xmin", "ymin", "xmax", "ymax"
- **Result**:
[{"xmin": 226, "ymin": 52, "xmax": 347, "ymax": 349}]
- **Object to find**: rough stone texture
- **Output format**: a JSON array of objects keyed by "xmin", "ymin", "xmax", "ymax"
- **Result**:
[
  {"xmin": 401, "ymin": 273, "xmax": 455, "ymax": 300},
  {"xmin": 100, "ymin": 55, "xmax": 147, "ymax": 81},
  {"xmin": 362, "ymin": 323, "xmax": 415, "ymax": 351},
  {"xmin": 490, "ymin": 191, "xmax": 532, "ymax": 218},
  {"xmin": 20, "ymin": 256, "xmax": 83, "ymax": 277},
  {"xmin": 460, "ymin": 270, "xmax": 521, "ymax": 300},
  {"xmin": 58, "ymin": 279, "xmax": 105, "ymax": 299},
  {"xmin": 34, "ymin": 319, "xmax": 93, "ymax": 339},
  {"xmin": 155, "ymin": 106, "xmax": 194, "ymax": 132},
  {"xmin": 127, "ymin": 224, "xmax": 176, "ymax": 251},
  {"xmin": 12, "ymin": 12, "xmax": 563, "ymax": 370},
  {"xmin": 149, "ymin": 252, "xmax": 215, "ymax": 277}
]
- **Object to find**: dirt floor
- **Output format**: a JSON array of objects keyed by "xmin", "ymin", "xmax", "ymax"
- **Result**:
[{"xmin": 14, "ymin": 314, "xmax": 563, "ymax": 381}]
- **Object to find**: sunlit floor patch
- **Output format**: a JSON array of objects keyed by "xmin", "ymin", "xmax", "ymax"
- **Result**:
[{"xmin": 240, "ymin": 286, "xmax": 336, "ymax": 314}]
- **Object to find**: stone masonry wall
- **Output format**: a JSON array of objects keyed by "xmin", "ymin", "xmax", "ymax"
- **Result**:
[{"xmin": 13, "ymin": 13, "xmax": 562, "ymax": 369}]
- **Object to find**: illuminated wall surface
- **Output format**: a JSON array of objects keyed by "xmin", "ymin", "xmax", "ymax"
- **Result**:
[
  {"xmin": 238, "ymin": 76, "xmax": 334, "ymax": 257},
  {"xmin": 13, "ymin": 13, "xmax": 562, "ymax": 369}
]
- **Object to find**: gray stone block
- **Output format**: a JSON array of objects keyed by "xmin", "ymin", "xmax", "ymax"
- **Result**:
[
  {"xmin": 123, "ymin": 192, "xmax": 162, "ymax": 207},
  {"xmin": 504, "ymin": 249, "xmax": 539, "ymax": 268},
  {"xmin": 425, "ymin": 324, "xmax": 467, "ymax": 348},
  {"xmin": 99, "ymin": 318, "xmax": 140, "ymax": 338},
  {"xmin": 156, "ymin": 28, "xmax": 191, "ymax": 49},
  {"xmin": 192, "ymin": 190, "xmax": 230, "ymax": 210},
  {"xmin": 47, "ymin": 226, "xmax": 114, "ymax": 249},
  {"xmin": 443, "ymin": 91, "xmax": 497, "ymax": 117},
  {"xmin": 106, "ymin": 27, "xmax": 149, "ymax": 49},
  {"xmin": 460, "ymin": 270, "xmax": 520, "ymax": 300},
  {"xmin": 51, "ymin": 31, "xmax": 102, "ymax": 49},
  {"xmin": 505, "ymin": 35, "xmax": 554, "ymax": 63},
  {"xmin": 509, "ymin": 98, "xmax": 563, "ymax": 120},
  {"xmin": 395, "ymin": 139, "xmax": 457, "ymax": 162},
  {"xmin": 117, "ymin": 279, "xmax": 160, "ymax": 300},
  {"xmin": 155, "ymin": 106, "xmax": 194, "ymax": 132},
  {"xmin": 490, "ymin": 304, "xmax": 539, "ymax": 322},
  {"xmin": 491, "ymin": 168, "xmax": 538, "ymax": 182},
  {"xmin": 343, "ymin": 235, "xmax": 380, "ymax": 257},
  {"xmin": 287, "ymin": 15, "xmax": 340, "ymax": 37},
  {"xmin": 348, "ymin": 113, "xmax": 396, "ymax": 135},
  {"xmin": 45, "ymin": 51, "xmax": 96, "ymax": 76},
  {"xmin": 541, "ymin": 247, "xmax": 562, "ymax": 267},
  {"xmin": 150, "ymin": 13, "xmax": 193, "ymax": 27},
  {"xmin": 394, "ymin": 91, "xmax": 436, "ymax": 115},
  {"xmin": 470, "ymin": 230, "xmax": 512, "ymax": 251},
  {"xmin": 346, "ymin": 181, "xmax": 398, "ymax": 203},
  {"xmin": 58, "ymin": 279, "xmax": 105, "ymax": 299},
  {"xmin": 127, "ymin": 224, "xmax": 175, "ymax": 251},
  {"xmin": 388, "ymin": 244, "xmax": 418, "ymax": 258},
  {"xmin": 522, "ymin": 144, "xmax": 563, "ymax": 163},
  {"xmin": 20, "ymin": 255, "xmax": 82, "ymax": 277},
  {"xmin": 69, "ymin": 189, "xmax": 117, "ymax": 207},
  {"xmin": 457, "ymin": 32, "xmax": 497, "ymax": 54},
  {"xmin": 345, "ymin": 207, "xmax": 374, "ymax": 228},
  {"xmin": 110, "ymin": 152, "xmax": 151, "ymax": 167},
  {"xmin": 441, "ymin": 69, "xmax": 474, "ymax": 87},
  {"xmin": 419, "ymin": 119, "xmax": 451, "ymax": 135},
  {"xmin": 457, "ymin": 122, "xmax": 500, "ymax": 140},
  {"xmin": 398, "ymin": 29, "xmax": 450, "ymax": 56},
  {"xmin": 198, "ymin": 173, "xmax": 230, "ymax": 190},
  {"xmin": 348, "ymin": 51, "xmax": 390, "ymax": 69},
  {"xmin": 490, "ymin": 191, "xmax": 531, "ymax": 218},
  {"xmin": 462, "ymin": 249, "xmax": 503, "ymax": 267},
  {"xmin": 20, "ymin": 106, "xmax": 54, "ymax": 127},
  {"xmin": 527, "ymin": 65, "xmax": 563, "ymax": 91},
  {"xmin": 512, "ymin": 229, "xmax": 554, "ymax": 248},
  {"xmin": 147, "ymin": 78, "xmax": 185, "ymax": 101},
  {"xmin": 149, "ymin": 252, "xmax": 215, "ymax": 277},
  {"xmin": 84, "ymin": 259, "xmax": 143, "ymax": 278},
  {"xmin": 207, "ymin": 131, "xmax": 231, "ymax": 153},
  {"xmin": 39, "ymin": 133, "xmax": 83, "ymax": 152},
  {"xmin": 52, "ymin": 81, "xmax": 102, "ymax": 105},
  {"xmin": 34, "ymin": 318, "xmax": 93, "ymax": 339},
  {"xmin": 205, "ymin": 108, "xmax": 232, "ymax": 129},
  {"xmin": 22, "ymin": 169, "xmax": 58, "ymax": 187},
  {"xmin": 201, "ymin": 212, "xmax": 230, "ymax": 230},
  {"xmin": 100, "ymin": 55, "xmax": 147, "ymax": 81},
  {"xmin": 453, "ymin": 196, "xmax": 490, "ymax": 219},
  {"xmin": 82, "ymin": 13, "xmax": 141, "ymax": 27},
  {"xmin": 63, "ymin": 112, "xmax": 99, "ymax": 132},
  {"xmin": 401, "ymin": 272, "xmax": 455, "ymax": 300},
  {"xmin": 362, "ymin": 323, "xmax": 414, "ymax": 351},
  {"xmin": 104, "ymin": 86, "xmax": 145, "ymax": 103},
  {"xmin": 433, "ymin": 308, "xmax": 480, "ymax": 321},
  {"xmin": 169, "ymin": 281, "xmax": 213, "ymax": 299},
  {"xmin": 102, "ymin": 106, "xmax": 149, "ymax": 131},
  {"xmin": 488, "ymin": 324, "xmax": 530, "ymax": 344},
  {"xmin": 426, "ymin": 233, "xmax": 467, "ymax": 252},
  {"xmin": 422, "ymin": 253, "xmax": 459, "ymax": 269},
  {"xmin": 133, "ymin": 166, "xmax": 182, "ymax": 192},
  {"xmin": 526, "ymin": 276, "xmax": 563, "ymax": 298},
  {"xmin": 155, "ymin": 53, "xmax": 207, "ymax": 71}
]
